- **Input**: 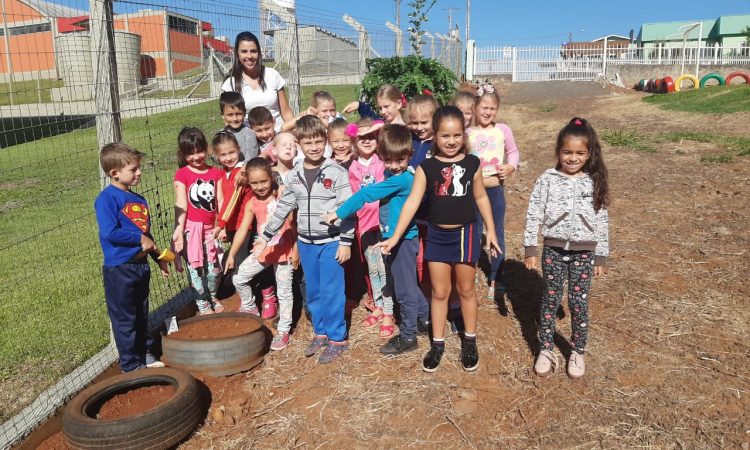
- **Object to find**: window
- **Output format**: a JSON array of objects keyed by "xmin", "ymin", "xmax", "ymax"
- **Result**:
[
  {"xmin": 168, "ymin": 16, "xmax": 197, "ymax": 35},
  {"xmin": 9, "ymin": 22, "xmax": 51, "ymax": 36}
]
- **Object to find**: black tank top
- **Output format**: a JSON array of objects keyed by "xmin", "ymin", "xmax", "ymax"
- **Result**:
[{"xmin": 420, "ymin": 154, "xmax": 480, "ymax": 225}]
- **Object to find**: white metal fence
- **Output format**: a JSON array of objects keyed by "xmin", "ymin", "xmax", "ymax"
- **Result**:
[{"xmin": 469, "ymin": 41, "xmax": 750, "ymax": 82}]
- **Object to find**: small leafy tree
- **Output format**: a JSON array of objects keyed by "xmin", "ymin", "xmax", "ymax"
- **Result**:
[
  {"xmin": 360, "ymin": 55, "xmax": 457, "ymax": 107},
  {"xmin": 744, "ymin": 26, "xmax": 750, "ymax": 45},
  {"xmin": 407, "ymin": 0, "xmax": 437, "ymax": 56}
]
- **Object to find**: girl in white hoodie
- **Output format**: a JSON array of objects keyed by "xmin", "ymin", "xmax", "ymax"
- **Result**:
[{"xmin": 523, "ymin": 117, "xmax": 610, "ymax": 379}]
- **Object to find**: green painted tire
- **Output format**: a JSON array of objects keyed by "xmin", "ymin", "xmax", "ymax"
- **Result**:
[{"xmin": 699, "ymin": 73, "xmax": 725, "ymax": 88}]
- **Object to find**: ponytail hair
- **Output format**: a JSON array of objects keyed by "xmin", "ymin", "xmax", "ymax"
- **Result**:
[
  {"xmin": 430, "ymin": 105, "xmax": 467, "ymax": 157},
  {"xmin": 555, "ymin": 117, "xmax": 609, "ymax": 211},
  {"xmin": 228, "ymin": 32, "xmax": 266, "ymax": 93}
]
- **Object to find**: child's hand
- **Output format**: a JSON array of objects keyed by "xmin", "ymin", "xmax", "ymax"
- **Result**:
[
  {"xmin": 375, "ymin": 238, "xmax": 397, "ymax": 255},
  {"xmin": 524, "ymin": 256, "xmax": 538, "ymax": 271},
  {"xmin": 141, "ymin": 234, "xmax": 156, "ymax": 253},
  {"xmin": 342, "ymin": 101, "xmax": 359, "ymax": 114},
  {"xmin": 234, "ymin": 171, "xmax": 247, "ymax": 187},
  {"xmin": 594, "ymin": 265, "xmax": 606, "ymax": 277},
  {"xmin": 484, "ymin": 233, "xmax": 503, "ymax": 258},
  {"xmin": 335, "ymin": 245, "xmax": 351, "ymax": 264},
  {"xmin": 320, "ymin": 212, "xmax": 338, "ymax": 225},
  {"xmin": 157, "ymin": 259, "xmax": 170, "ymax": 277},
  {"xmin": 306, "ymin": 106, "xmax": 317, "ymax": 116},
  {"xmin": 288, "ymin": 247, "xmax": 300, "ymax": 270},
  {"xmin": 224, "ymin": 255, "xmax": 236, "ymax": 274},
  {"xmin": 217, "ymin": 228, "xmax": 228, "ymax": 243},
  {"xmin": 253, "ymin": 239, "xmax": 268, "ymax": 258},
  {"xmin": 172, "ymin": 230, "xmax": 184, "ymax": 253},
  {"xmin": 496, "ymin": 164, "xmax": 515, "ymax": 180}
]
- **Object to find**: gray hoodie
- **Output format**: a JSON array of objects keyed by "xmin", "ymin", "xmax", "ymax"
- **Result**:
[
  {"xmin": 262, "ymin": 158, "xmax": 354, "ymax": 246},
  {"xmin": 523, "ymin": 168, "xmax": 609, "ymax": 266}
]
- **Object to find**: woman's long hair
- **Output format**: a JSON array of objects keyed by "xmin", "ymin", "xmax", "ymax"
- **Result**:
[{"xmin": 229, "ymin": 32, "xmax": 266, "ymax": 92}]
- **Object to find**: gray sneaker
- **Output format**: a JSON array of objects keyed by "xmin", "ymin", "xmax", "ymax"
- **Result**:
[
  {"xmin": 567, "ymin": 351, "xmax": 585, "ymax": 379},
  {"xmin": 304, "ymin": 335, "xmax": 329, "ymax": 357},
  {"xmin": 145, "ymin": 353, "xmax": 165, "ymax": 368},
  {"xmin": 318, "ymin": 342, "xmax": 349, "ymax": 364}
]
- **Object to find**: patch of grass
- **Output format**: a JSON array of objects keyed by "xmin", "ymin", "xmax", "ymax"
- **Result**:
[
  {"xmin": 537, "ymin": 104, "xmax": 557, "ymax": 112},
  {"xmin": 700, "ymin": 154, "xmax": 734, "ymax": 163},
  {"xmin": 0, "ymin": 79, "xmax": 64, "ymax": 106},
  {"xmin": 660, "ymin": 131, "xmax": 750, "ymax": 161},
  {"xmin": 601, "ymin": 129, "xmax": 656, "ymax": 153},
  {"xmin": 643, "ymin": 85, "xmax": 750, "ymax": 114}
]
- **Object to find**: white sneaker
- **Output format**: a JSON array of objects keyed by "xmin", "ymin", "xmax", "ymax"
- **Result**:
[
  {"xmin": 534, "ymin": 349, "xmax": 557, "ymax": 377},
  {"xmin": 567, "ymin": 351, "xmax": 585, "ymax": 379},
  {"xmin": 145, "ymin": 353, "xmax": 165, "ymax": 368}
]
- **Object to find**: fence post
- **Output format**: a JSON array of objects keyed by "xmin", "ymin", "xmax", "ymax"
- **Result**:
[
  {"xmin": 385, "ymin": 21, "xmax": 402, "ymax": 57},
  {"xmin": 1, "ymin": 0, "xmax": 15, "ymax": 106},
  {"xmin": 288, "ymin": 12, "xmax": 301, "ymax": 114},
  {"xmin": 602, "ymin": 36, "xmax": 608, "ymax": 77},
  {"xmin": 90, "ymin": 0, "xmax": 122, "ymax": 189},
  {"xmin": 511, "ymin": 47, "xmax": 517, "ymax": 82},
  {"xmin": 465, "ymin": 39, "xmax": 475, "ymax": 81},
  {"xmin": 714, "ymin": 42, "xmax": 719, "ymax": 65},
  {"xmin": 343, "ymin": 15, "xmax": 368, "ymax": 83}
]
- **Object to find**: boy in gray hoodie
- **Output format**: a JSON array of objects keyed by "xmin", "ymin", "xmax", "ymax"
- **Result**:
[{"xmin": 255, "ymin": 115, "xmax": 355, "ymax": 364}]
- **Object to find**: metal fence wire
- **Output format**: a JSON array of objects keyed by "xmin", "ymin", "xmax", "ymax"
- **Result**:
[{"xmin": 0, "ymin": 0, "xmax": 463, "ymax": 446}]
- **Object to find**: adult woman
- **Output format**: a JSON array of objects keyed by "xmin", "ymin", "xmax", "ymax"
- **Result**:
[{"xmin": 221, "ymin": 32, "xmax": 294, "ymax": 132}]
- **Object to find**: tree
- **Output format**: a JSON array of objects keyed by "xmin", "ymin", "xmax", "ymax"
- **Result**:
[
  {"xmin": 407, "ymin": 0, "xmax": 437, "ymax": 56},
  {"xmin": 744, "ymin": 26, "xmax": 750, "ymax": 45}
]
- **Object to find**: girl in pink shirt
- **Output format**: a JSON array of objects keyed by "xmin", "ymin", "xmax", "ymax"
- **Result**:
[
  {"xmin": 465, "ymin": 82, "xmax": 520, "ymax": 303},
  {"xmin": 225, "ymin": 157, "xmax": 297, "ymax": 351},
  {"xmin": 347, "ymin": 118, "xmax": 394, "ymax": 338},
  {"xmin": 172, "ymin": 127, "xmax": 224, "ymax": 315}
]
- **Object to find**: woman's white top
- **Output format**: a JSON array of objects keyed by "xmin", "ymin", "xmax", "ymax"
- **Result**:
[{"xmin": 221, "ymin": 67, "xmax": 286, "ymax": 132}]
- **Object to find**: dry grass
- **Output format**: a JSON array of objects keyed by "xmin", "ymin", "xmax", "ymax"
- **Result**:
[{"xmin": 173, "ymin": 84, "xmax": 750, "ymax": 449}]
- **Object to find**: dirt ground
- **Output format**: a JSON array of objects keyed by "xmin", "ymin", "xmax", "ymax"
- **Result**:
[{"xmin": 42, "ymin": 82, "xmax": 750, "ymax": 449}]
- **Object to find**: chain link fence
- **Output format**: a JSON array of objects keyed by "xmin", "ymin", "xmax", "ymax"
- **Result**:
[{"xmin": 0, "ymin": 0, "xmax": 463, "ymax": 446}]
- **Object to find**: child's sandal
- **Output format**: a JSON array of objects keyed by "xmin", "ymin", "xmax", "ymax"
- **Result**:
[
  {"xmin": 379, "ymin": 314, "xmax": 395, "ymax": 339},
  {"xmin": 361, "ymin": 307, "xmax": 383, "ymax": 327}
]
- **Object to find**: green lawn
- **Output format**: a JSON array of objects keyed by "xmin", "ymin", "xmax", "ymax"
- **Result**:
[
  {"xmin": 0, "ymin": 84, "xmax": 359, "ymax": 421},
  {"xmin": 643, "ymin": 84, "xmax": 750, "ymax": 114},
  {"xmin": 0, "ymin": 79, "xmax": 64, "ymax": 106}
]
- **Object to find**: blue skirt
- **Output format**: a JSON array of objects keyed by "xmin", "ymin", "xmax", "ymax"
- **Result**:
[{"xmin": 423, "ymin": 222, "xmax": 480, "ymax": 264}]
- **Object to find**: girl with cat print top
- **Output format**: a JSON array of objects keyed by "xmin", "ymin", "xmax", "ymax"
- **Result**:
[
  {"xmin": 173, "ymin": 127, "xmax": 224, "ymax": 315},
  {"xmin": 379, "ymin": 106, "xmax": 501, "ymax": 373}
]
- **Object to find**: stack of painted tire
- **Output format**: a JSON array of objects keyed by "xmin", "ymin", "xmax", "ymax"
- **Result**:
[{"xmin": 637, "ymin": 71, "xmax": 748, "ymax": 94}]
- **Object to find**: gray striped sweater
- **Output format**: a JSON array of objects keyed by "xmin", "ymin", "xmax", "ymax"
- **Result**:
[
  {"xmin": 523, "ymin": 169, "xmax": 609, "ymax": 266},
  {"xmin": 262, "ymin": 158, "xmax": 355, "ymax": 246}
]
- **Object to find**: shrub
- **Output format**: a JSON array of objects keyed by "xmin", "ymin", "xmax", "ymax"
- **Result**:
[{"xmin": 360, "ymin": 55, "xmax": 457, "ymax": 107}]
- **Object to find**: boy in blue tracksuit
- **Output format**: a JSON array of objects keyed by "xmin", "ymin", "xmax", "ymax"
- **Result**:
[
  {"xmin": 323, "ymin": 124, "xmax": 430, "ymax": 355},
  {"xmin": 254, "ymin": 116, "xmax": 355, "ymax": 364},
  {"xmin": 94, "ymin": 143, "xmax": 170, "ymax": 372}
]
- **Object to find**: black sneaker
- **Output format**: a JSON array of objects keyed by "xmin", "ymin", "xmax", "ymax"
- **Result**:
[
  {"xmin": 422, "ymin": 345, "xmax": 445, "ymax": 372},
  {"xmin": 417, "ymin": 318, "xmax": 431, "ymax": 336},
  {"xmin": 461, "ymin": 338, "xmax": 479, "ymax": 371},
  {"xmin": 380, "ymin": 334, "xmax": 418, "ymax": 355}
]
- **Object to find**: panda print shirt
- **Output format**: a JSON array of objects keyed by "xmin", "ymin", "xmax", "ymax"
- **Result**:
[{"xmin": 174, "ymin": 165, "xmax": 223, "ymax": 225}]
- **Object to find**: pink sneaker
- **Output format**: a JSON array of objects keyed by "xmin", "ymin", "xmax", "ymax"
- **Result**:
[
  {"xmin": 270, "ymin": 332, "xmax": 290, "ymax": 351},
  {"xmin": 239, "ymin": 304, "xmax": 260, "ymax": 316},
  {"xmin": 261, "ymin": 298, "xmax": 278, "ymax": 319}
]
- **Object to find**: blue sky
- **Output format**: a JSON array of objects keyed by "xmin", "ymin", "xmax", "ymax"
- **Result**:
[{"xmin": 300, "ymin": 0, "xmax": 750, "ymax": 45}]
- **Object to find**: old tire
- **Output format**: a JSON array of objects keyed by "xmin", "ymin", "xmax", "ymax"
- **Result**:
[
  {"xmin": 63, "ymin": 368, "xmax": 203, "ymax": 450},
  {"xmin": 699, "ymin": 73, "xmax": 725, "ymax": 88},
  {"xmin": 663, "ymin": 76, "xmax": 675, "ymax": 93},
  {"xmin": 674, "ymin": 74, "xmax": 699, "ymax": 92},
  {"xmin": 725, "ymin": 71, "xmax": 750, "ymax": 85},
  {"xmin": 162, "ymin": 312, "xmax": 268, "ymax": 377}
]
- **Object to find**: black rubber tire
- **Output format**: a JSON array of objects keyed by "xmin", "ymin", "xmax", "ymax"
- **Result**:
[
  {"xmin": 63, "ymin": 368, "xmax": 203, "ymax": 450},
  {"xmin": 161, "ymin": 312, "xmax": 268, "ymax": 377}
]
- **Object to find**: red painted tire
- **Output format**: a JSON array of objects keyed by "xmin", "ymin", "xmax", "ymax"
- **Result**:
[
  {"xmin": 725, "ymin": 71, "xmax": 750, "ymax": 85},
  {"xmin": 654, "ymin": 78, "xmax": 663, "ymax": 93},
  {"xmin": 663, "ymin": 76, "xmax": 675, "ymax": 93}
]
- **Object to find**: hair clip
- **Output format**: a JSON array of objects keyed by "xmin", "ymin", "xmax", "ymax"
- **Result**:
[
  {"xmin": 573, "ymin": 119, "xmax": 583, "ymax": 126},
  {"xmin": 345, "ymin": 123, "xmax": 359, "ymax": 138},
  {"xmin": 422, "ymin": 89, "xmax": 433, "ymax": 96},
  {"xmin": 400, "ymin": 93, "xmax": 408, "ymax": 107}
]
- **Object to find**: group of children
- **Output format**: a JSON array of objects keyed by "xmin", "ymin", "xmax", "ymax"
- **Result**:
[{"xmin": 96, "ymin": 80, "xmax": 610, "ymax": 378}]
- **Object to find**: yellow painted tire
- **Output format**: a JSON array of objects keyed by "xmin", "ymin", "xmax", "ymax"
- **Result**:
[{"xmin": 674, "ymin": 74, "xmax": 699, "ymax": 92}]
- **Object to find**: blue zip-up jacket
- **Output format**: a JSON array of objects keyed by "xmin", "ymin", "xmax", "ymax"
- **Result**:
[
  {"xmin": 336, "ymin": 168, "xmax": 418, "ymax": 241},
  {"xmin": 95, "ymin": 185, "xmax": 151, "ymax": 266},
  {"xmin": 409, "ymin": 135, "xmax": 433, "ymax": 168},
  {"xmin": 262, "ymin": 158, "xmax": 355, "ymax": 246}
]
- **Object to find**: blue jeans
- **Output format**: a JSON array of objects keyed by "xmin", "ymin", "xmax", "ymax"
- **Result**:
[
  {"xmin": 103, "ymin": 262, "xmax": 155, "ymax": 372},
  {"xmin": 297, "ymin": 241, "xmax": 347, "ymax": 342},
  {"xmin": 386, "ymin": 237, "xmax": 430, "ymax": 339},
  {"xmin": 475, "ymin": 185, "xmax": 506, "ymax": 284}
]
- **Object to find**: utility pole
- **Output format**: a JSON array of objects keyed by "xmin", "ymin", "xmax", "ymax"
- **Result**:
[
  {"xmin": 395, "ymin": 0, "xmax": 400, "ymax": 30},
  {"xmin": 465, "ymin": 0, "xmax": 470, "ymax": 43}
]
